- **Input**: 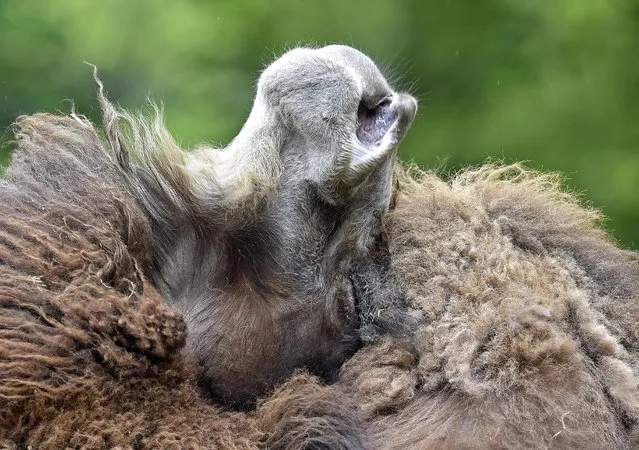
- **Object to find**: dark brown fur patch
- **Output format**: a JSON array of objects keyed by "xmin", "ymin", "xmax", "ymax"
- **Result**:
[{"xmin": 0, "ymin": 114, "xmax": 358, "ymax": 449}]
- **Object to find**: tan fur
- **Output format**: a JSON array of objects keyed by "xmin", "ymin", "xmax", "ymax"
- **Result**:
[{"xmin": 337, "ymin": 165, "xmax": 639, "ymax": 449}]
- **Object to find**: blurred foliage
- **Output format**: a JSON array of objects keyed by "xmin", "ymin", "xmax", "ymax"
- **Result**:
[{"xmin": 1, "ymin": 0, "xmax": 637, "ymax": 247}]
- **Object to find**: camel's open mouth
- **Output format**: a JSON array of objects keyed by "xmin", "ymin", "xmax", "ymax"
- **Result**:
[{"xmin": 356, "ymin": 97, "xmax": 399, "ymax": 148}]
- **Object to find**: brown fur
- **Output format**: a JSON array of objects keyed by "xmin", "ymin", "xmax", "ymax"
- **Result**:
[
  {"xmin": 0, "ymin": 114, "xmax": 259, "ymax": 448},
  {"xmin": 336, "ymin": 165, "xmax": 639, "ymax": 449},
  {"xmin": 2, "ymin": 113, "xmax": 639, "ymax": 449},
  {"xmin": 0, "ymin": 114, "xmax": 363, "ymax": 449}
]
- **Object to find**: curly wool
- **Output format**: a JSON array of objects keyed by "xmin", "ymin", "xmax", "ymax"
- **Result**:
[
  {"xmin": 2, "ymin": 112, "xmax": 639, "ymax": 449},
  {"xmin": 0, "ymin": 111, "xmax": 371, "ymax": 450},
  {"xmin": 338, "ymin": 165, "xmax": 639, "ymax": 449},
  {"xmin": 0, "ymin": 114, "xmax": 272, "ymax": 448}
]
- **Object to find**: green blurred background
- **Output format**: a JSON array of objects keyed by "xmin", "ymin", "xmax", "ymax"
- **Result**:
[{"xmin": 1, "ymin": 0, "xmax": 637, "ymax": 247}]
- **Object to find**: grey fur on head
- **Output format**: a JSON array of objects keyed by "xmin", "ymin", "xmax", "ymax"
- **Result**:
[{"xmin": 96, "ymin": 45, "xmax": 417, "ymax": 404}]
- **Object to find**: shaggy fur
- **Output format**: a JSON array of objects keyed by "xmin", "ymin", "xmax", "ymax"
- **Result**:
[
  {"xmin": 4, "ymin": 112, "xmax": 638, "ymax": 450},
  {"xmin": 0, "ymin": 114, "xmax": 367, "ymax": 449},
  {"xmin": 336, "ymin": 165, "xmax": 639, "ymax": 449},
  {"xmin": 95, "ymin": 46, "xmax": 417, "ymax": 405},
  {"xmin": 0, "ymin": 114, "xmax": 258, "ymax": 448},
  {"xmin": 2, "ymin": 52, "xmax": 639, "ymax": 450},
  {"xmin": 2, "ymin": 112, "xmax": 639, "ymax": 449}
]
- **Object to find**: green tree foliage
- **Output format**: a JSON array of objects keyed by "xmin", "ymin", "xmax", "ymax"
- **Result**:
[{"xmin": 1, "ymin": 0, "xmax": 637, "ymax": 246}]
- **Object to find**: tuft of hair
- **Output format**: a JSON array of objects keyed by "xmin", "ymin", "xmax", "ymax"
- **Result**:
[
  {"xmin": 92, "ymin": 67, "xmax": 282, "ymax": 232},
  {"xmin": 0, "ymin": 112, "xmax": 266, "ymax": 447}
]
